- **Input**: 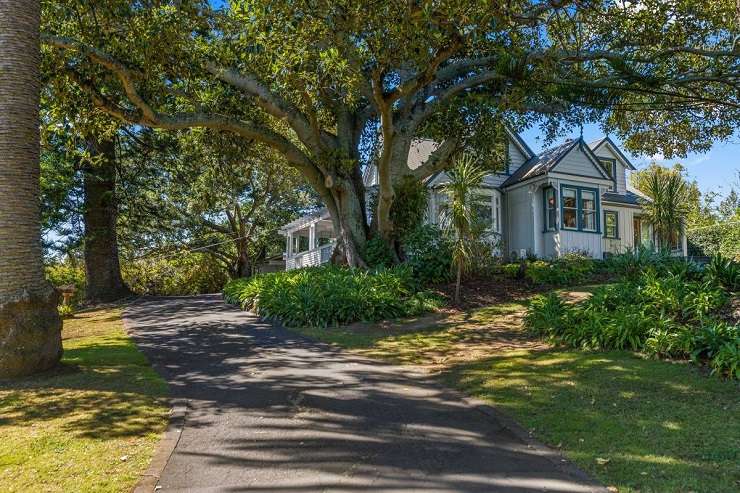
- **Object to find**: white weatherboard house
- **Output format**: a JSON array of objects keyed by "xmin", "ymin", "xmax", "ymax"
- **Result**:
[{"xmin": 279, "ymin": 129, "xmax": 687, "ymax": 270}]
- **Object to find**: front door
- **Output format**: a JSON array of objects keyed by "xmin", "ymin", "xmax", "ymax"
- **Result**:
[{"xmin": 633, "ymin": 216, "xmax": 652, "ymax": 249}]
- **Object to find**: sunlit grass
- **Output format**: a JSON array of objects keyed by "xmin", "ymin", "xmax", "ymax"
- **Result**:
[
  {"xmin": 292, "ymin": 291, "xmax": 740, "ymax": 493},
  {"xmin": 0, "ymin": 307, "xmax": 169, "ymax": 493},
  {"xmin": 448, "ymin": 350, "xmax": 739, "ymax": 493}
]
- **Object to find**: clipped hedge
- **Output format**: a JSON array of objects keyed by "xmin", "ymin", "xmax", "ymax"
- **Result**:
[
  {"xmin": 223, "ymin": 265, "xmax": 441, "ymax": 327},
  {"xmin": 525, "ymin": 255, "xmax": 740, "ymax": 379}
]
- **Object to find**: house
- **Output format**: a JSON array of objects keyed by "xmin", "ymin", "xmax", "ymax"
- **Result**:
[{"xmin": 279, "ymin": 129, "xmax": 687, "ymax": 270}]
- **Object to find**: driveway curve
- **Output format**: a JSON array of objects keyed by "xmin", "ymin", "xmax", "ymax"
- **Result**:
[{"xmin": 125, "ymin": 295, "xmax": 605, "ymax": 493}]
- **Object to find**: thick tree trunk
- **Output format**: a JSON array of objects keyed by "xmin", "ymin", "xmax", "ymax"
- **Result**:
[
  {"xmin": 0, "ymin": 0, "xmax": 63, "ymax": 377},
  {"xmin": 83, "ymin": 136, "xmax": 131, "ymax": 303},
  {"xmin": 326, "ymin": 176, "xmax": 368, "ymax": 268}
]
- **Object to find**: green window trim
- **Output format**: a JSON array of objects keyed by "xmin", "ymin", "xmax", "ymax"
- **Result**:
[
  {"xmin": 598, "ymin": 157, "xmax": 617, "ymax": 191},
  {"xmin": 543, "ymin": 186, "xmax": 557, "ymax": 232},
  {"xmin": 560, "ymin": 185, "xmax": 601, "ymax": 234},
  {"xmin": 603, "ymin": 210, "xmax": 619, "ymax": 239}
]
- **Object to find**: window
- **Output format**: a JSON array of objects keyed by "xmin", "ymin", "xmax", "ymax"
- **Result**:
[
  {"xmin": 561, "ymin": 185, "xmax": 600, "ymax": 233},
  {"xmin": 604, "ymin": 210, "xmax": 618, "ymax": 238},
  {"xmin": 581, "ymin": 190, "xmax": 597, "ymax": 232},
  {"xmin": 562, "ymin": 187, "xmax": 578, "ymax": 229},
  {"xmin": 599, "ymin": 158, "xmax": 617, "ymax": 191},
  {"xmin": 544, "ymin": 187, "xmax": 557, "ymax": 231}
]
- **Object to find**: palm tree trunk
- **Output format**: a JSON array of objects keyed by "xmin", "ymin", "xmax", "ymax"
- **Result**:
[
  {"xmin": 83, "ymin": 136, "xmax": 131, "ymax": 302},
  {"xmin": 454, "ymin": 262, "xmax": 462, "ymax": 305},
  {"xmin": 0, "ymin": 0, "xmax": 62, "ymax": 377}
]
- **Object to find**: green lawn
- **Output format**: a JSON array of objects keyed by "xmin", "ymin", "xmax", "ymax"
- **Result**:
[
  {"xmin": 0, "ymin": 307, "xmax": 169, "ymax": 493},
  {"xmin": 448, "ymin": 349, "xmax": 739, "ymax": 493},
  {"xmin": 290, "ymin": 291, "xmax": 740, "ymax": 493}
]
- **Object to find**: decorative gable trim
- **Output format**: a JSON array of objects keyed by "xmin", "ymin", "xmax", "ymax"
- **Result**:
[
  {"xmin": 505, "ymin": 126, "xmax": 535, "ymax": 160},
  {"xmin": 591, "ymin": 137, "xmax": 636, "ymax": 170}
]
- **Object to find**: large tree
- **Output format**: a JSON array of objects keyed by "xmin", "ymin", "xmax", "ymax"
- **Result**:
[
  {"xmin": 42, "ymin": 0, "xmax": 740, "ymax": 266},
  {"xmin": 0, "ymin": 0, "xmax": 62, "ymax": 377}
]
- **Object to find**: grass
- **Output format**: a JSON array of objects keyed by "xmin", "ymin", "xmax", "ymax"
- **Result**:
[
  {"xmin": 0, "ymin": 307, "xmax": 169, "ymax": 493},
  {"xmin": 448, "ymin": 350, "xmax": 740, "ymax": 493},
  {"xmin": 289, "ymin": 286, "xmax": 740, "ymax": 493}
]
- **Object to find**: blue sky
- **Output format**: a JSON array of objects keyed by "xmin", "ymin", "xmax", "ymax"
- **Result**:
[{"xmin": 519, "ymin": 125, "xmax": 739, "ymax": 200}]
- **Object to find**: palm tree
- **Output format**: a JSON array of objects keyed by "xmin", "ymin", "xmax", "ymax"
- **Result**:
[
  {"xmin": 0, "ymin": 0, "xmax": 62, "ymax": 377},
  {"xmin": 440, "ymin": 154, "xmax": 488, "ymax": 305},
  {"xmin": 633, "ymin": 164, "xmax": 690, "ymax": 249}
]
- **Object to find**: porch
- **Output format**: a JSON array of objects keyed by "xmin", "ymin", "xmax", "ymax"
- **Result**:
[{"xmin": 278, "ymin": 209, "xmax": 337, "ymax": 271}]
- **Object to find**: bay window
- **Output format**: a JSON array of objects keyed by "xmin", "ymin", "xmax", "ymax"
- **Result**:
[
  {"xmin": 562, "ymin": 188, "xmax": 578, "ymax": 229},
  {"xmin": 581, "ymin": 190, "xmax": 597, "ymax": 232},
  {"xmin": 561, "ymin": 185, "xmax": 600, "ymax": 233},
  {"xmin": 544, "ymin": 187, "xmax": 557, "ymax": 231}
]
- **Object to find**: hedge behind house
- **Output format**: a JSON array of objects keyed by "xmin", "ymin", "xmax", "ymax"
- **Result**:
[{"xmin": 687, "ymin": 222, "xmax": 740, "ymax": 261}]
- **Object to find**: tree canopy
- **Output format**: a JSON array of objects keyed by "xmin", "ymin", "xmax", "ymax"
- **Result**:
[{"xmin": 42, "ymin": 0, "xmax": 740, "ymax": 265}]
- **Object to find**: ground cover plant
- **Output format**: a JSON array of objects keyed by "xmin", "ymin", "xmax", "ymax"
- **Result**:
[
  {"xmin": 0, "ymin": 307, "xmax": 169, "ymax": 492},
  {"xmin": 526, "ymin": 253, "xmax": 740, "ymax": 378},
  {"xmin": 502, "ymin": 251, "xmax": 597, "ymax": 287},
  {"xmin": 223, "ymin": 265, "xmax": 442, "ymax": 327}
]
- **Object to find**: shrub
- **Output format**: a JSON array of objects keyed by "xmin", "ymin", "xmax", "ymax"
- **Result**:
[
  {"xmin": 524, "ymin": 292, "xmax": 569, "ymax": 338},
  {"xmin": 524, "ymin": 260, "xmax": 738, "ymax": 378},
  {"xmin": 123, "ymin": 252, "xmax": 228, "ymax": 295},
  {"xmin": 503, "ymin": 253, "xmax": 595, "ymax": 287},
  {"xmin": 223, "ymin": 265, "xmax": 442, "ymax": 327},
  {"xmin": 705, "ymin": 255, "xmax": 740, "ymax": 292},
  {"xmin": 362, "ymin": 236, "xmax": 394, "ymax": 269},
  {"xmin": 687, "ymin": 221, "xmax": 740, "ymax": 261},
  {"xmin": 710, "ymin": 341, "xmax": 740, "ymax": 379},
  {"xmin": 401, "ymin": 224, "xmax": 453, "ymax": 285}
]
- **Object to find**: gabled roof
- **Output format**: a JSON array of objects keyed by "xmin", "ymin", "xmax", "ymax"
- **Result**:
[
  {"xmin": 505, "ymin": 126, "xmax": 535, "ymax": 160},
  {"xmin": 501, "ymin": 137, "xmax": 613, "ymax": 188},
  {"xmin": 501, "ymin": 139, "xmax": 578, "ymax": 187},
  {"xmin": 589, "ymin": 136, "xmax": 636, "ymax": 170}
]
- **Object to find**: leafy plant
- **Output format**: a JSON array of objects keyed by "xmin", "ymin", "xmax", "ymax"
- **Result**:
[
  {"xmin": 223, "ymin": 265, "xmax": 441, "ymax": 327},
  {"xmin": 710, "ymin": 341, "xmax": 740, "ymax": 379},
  {"xmin": 439, "ymin": 154, "xmax": 488, "ymax": 304},
  {"xmin": 704, "ymin": 254, "xmax": 740, "ymax": 292},
  {"xmin": 362, "ymin": 236, "xmax": 394, "ymax": 269},
  {"xmin": 401, "ymin": 224, "xmax": 453, "ymax": 285}
]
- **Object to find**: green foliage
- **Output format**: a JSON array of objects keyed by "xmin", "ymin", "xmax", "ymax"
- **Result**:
[
  {"xmin": 502, "ymin": 253, "xmax": 595, "ymax": 286},
  {"xmin": 688, "ymin": 221, "xmax": 740, "ymax": 261},
  {"xmin": 525, "ymin": 256, "xmax": 740, "ymax": 378},
  {"xmin": 223, "ymin": 266, "xmax": 442, "ymax": 327},
  {"xmin": 122, "ymin": 252, "xmax": 228, "ymax": 296},
  {"xmin": 361, "ymin": 236, "xmax": 394, "ymax": 269},
  {"xmin": 401, "ymin": 224, "xmax": 453, "ymax": 285},
  {"xmin": 631, "ymin": 163, "xmax": 690, "ymax": 247},
  {"xmin": 45, "ymin": 261, "xmax": 86, "ymax": 306},
  {"xmin": 704, "ymin": 254, "xmax": 740, "ymax": 292},
  {"xmin": 390, "ymin": 176, "xmax": 429, "ymax": 240},
  {"xmin": 57, "ymin": 304, "xmax": 75, "ymax": 318}
]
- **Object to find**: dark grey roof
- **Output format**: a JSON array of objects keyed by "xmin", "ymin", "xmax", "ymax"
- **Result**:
[
  {"xmin": 501, "ymin": 139, "xmax": 580, "ymax": 187},
  {"xmin": 602, "ymin": 191, "xmax": 645, "ymax": 206}
]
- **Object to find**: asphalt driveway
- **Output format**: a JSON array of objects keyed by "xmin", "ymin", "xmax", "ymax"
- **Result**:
[{"xmin": 124, "ymin": 295, "xmax": 605, "ymax": 493}]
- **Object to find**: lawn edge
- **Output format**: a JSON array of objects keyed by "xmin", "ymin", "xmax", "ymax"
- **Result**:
[
  {"xmin": 276, "ymin": 317, "xmax": 609, "ymax": 493},
  {"xmin": 122, "ymin": 298, "xmax": 187, "ymax": 493}
]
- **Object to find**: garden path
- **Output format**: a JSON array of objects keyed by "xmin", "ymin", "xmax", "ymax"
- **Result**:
[{"xmin": 124, "ymin": 295, "xmax": 606, "ymax": 493}]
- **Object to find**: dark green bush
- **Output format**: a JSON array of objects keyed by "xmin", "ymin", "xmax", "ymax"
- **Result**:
[
  {"xmin": 362, "ymin": 236, "xmax": 394, "ymax": 269},
  {"xmin": 524, "ymin": 257, "xmax": 739, "ymax": 379},
  {"xmin": 502, "ymin": 253, "xmax": 595, "ymax": 286},
  {"xmin": 402, "ymin": 224, "xmax": 453, "ymax": 285},
  {"xmin": 223, "ymin": 265, "xmax": 442, "ymax": 327},
  {"xmin": 705, "ymin": 254, "xmax": 740, "ymax": 292}
]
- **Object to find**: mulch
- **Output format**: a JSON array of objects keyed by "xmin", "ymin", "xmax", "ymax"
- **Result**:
[{"xmin": 433, "ymin": 274, "xmax": 545, "ymax": 309}]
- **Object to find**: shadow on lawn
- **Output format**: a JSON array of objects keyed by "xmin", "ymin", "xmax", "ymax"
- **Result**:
[
  {"xmin": 442, "ymin": 349, "xmax": 740, "ymax": 491},
  {"xmin": 0, "ymin": 335, "xmax": 168, "ymax": 440}
]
